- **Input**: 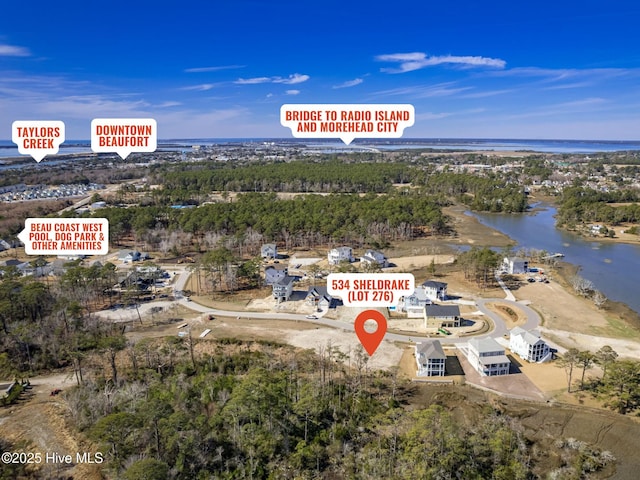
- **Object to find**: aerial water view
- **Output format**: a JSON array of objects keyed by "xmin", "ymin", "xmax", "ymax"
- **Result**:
[{"xmin": 2, "ymin": 1, "xmax": 640, "ymax": 479}]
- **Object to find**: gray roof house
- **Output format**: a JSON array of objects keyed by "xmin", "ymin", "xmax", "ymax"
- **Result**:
[
  {"xmin": 467, "ymin": 337, "xmax": 511, "ymax": 376},
  {"xmin": 424, "ymin": 304, "xmax": 460, "ymax": 328},
  {"xmin": 306, "ymin": 286, "xmax": 341, "ymax": 309},
  {"xmin": 264, "ymin": 264, "xmax": 288, "ymax": 285},
  {"xmin": 415, "ymin": 340, "xmax": 446, "ymax": 376},
  {"xmin": 272, "ymin": 275, "xmax": 296, "ymax": 302}
]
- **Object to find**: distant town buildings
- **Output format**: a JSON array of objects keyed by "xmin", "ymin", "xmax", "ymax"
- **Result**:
[{"xmin": 0, "ymin": 183, "xmax": 104, "ymax": 203}]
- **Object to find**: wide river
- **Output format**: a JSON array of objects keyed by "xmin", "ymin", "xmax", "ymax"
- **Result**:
[{"xmin": 469, "ymin": 204, "xmax": 640, "ymax": 315}]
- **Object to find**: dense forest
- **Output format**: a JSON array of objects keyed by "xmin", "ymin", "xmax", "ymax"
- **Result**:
[
  {"xmin": 77, "ymin": 192, "xmax": 450, "ymax": 253},
  {"xmin": 556, "ymin": 187, "xmax": 640, "ymax": 227},
  {"xmin": 154, "ymin": 160, "xmax": 414, "ymax": 196},
  {"xmin": 62, "ymin": 339, "xmax": 615, "ymax": 479},
  {"xmin": 147, "ymin": 159, "xmax": 528, "ymax": 213},
  {"xmin": 417, "ymin": 173, "xmax": 528, "ymax": 213}
]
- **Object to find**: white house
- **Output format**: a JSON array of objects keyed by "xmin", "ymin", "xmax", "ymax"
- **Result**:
[
  {"xmin": 422, "ymin": 280, "xmax": 448, "ymax": 301},
  {"xmin": 327, "ymin": 246, "xmax": 354, "ymax": 265},
  {"xmin": 261, "ymin": 243, "xmax": 278, "ymax": 259},
  {"xmin": 272, "ymin": 275, "xmax": 296, "ymax": 302},
  {"xmin": 509, "ymin": 327, "xmax": 551, "ymax": 363},
  {"xmin": 401, "ymin": 289, "xmax": 431, "ymax": 318},
  {"xmin": 415, "ymin": 340, "xmax": 446, "ymax": 376},
  {"xmin": 467, "ymin": 337, "xmax": 511, "ymax": 376},
  {"xmin": 360, "ymin": 249, "xmax": 388, "ymax": 268},
  {"xmin": 502, "ymin": 257, "xmax": 528, "ymax": 274},
  {"xmin": 118, "ymin": 250, "xmax": 142, "ymax": 263}
]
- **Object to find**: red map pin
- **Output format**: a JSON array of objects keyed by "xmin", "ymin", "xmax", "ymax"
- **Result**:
[{"xmin": 354, "ymin": 309, "xmax": 388, "ymax": 356}]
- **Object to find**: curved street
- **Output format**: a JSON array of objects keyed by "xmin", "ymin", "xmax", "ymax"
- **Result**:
[
  {"xmin": 175, "ymin": 295, "xmax": 541, "ymax": 345},
  {"xmin": 98, "ymin": 268, "xmax": 543, "ymax": 346}
]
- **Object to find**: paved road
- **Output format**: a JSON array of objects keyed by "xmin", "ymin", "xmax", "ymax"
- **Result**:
[
  {"xmin": 99, "ymin": 269, "xmax": 543, "ymax": 346},
  {"xmin": 175, "ymin": 296, "xmax": 541, "ymax": 345}
]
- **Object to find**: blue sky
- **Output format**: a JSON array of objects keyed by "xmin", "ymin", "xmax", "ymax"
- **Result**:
[{"xmin": 1, "ymin": 0, "xmax": 640, "ymax": 140}]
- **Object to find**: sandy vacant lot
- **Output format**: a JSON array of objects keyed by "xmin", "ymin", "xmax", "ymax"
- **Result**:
[
  {"xmin": 515, "ymin": 276, "xmax": 640, "ymax": 358},
  {"xmin": 387, "ymin": 254, "xmax": 455, "ymax": 272},
  {"xmin": 144, "ymin": 314, "xmax": 405, "ymax": 371}
]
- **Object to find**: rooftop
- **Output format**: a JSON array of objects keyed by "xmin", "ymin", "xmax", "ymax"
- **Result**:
[{"xmin": 415, "ymin": 340, "xmax": 446, "ymax": 360}]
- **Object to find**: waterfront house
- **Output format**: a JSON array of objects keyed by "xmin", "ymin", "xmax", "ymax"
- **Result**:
[
  {"xmin": 509, "ymin": 327, "xmax": 551, "ymax": 363},
  {"xmin": 467, "ymin": 337, "xmax": 511, "ymax": 376},
  {"xmin": 502, "ymin": 257, "xmax": 528, "ymax": 274},
  {"xmin": 415, "ymin": 340, "xmax": 446, "ymax": 376}
]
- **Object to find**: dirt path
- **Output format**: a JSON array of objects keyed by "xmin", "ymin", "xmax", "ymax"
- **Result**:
[{"xmin": 0, "ymin": 373, "xmax": 102, "ymax": 479}]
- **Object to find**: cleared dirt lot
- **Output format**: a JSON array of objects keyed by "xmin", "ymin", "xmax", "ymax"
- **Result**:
[
  {"xmin": 0, "ymin": 373, "xmax": 102, "ymax": 480},
  {"xmin": 516, "ymin": 275, "xmax": 640, "ymax": 359}
]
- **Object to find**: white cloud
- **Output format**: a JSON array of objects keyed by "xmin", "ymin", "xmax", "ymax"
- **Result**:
[
  {"xmin": 275, "ymin": 73, "xmax": 310, "ymax": 84},
  {"xmin": 0, "ymin": 44, "xmax": 31, "ymax": 57},
  {"xmin": 376, "ymin": 52, "xmax": 506, "ymax": 73},
  {"xmin": 487, "ymin": 67, "xmax": 632, "ymax": 82},
  {"xmin": 285, "ymin": 90, "xmax": 300, "ymax": 95},
  {"xmin": 181, "ymin": 83, "xmax": 222, "ymax": 91},
  {"xmin": 184, "ymin": 65, "xmax": 244, "ymax": 73},
  {"xmin": 156, "ymin": 101, "xmax": 182, "ymax": 108},
  {"xmin": 234, "ymin": 73, "xmax": 310, "ymax": 85},
  {"xmin": 416, "ymin": 112, "xmax": 453, "ymax": 120},
  {"xmin": 460, "ymin": 89, "xmax": 514, "ymax": 98},
  {"xmin": 235, "ymin": 77, "xmax": 272, "ymax": 85},
  {"xmin": 333, "ymin": 78, "xmax": 363, "ymax": 89},
  {"xmin": 373, "ymin": 82, "xmax": 472, "ymax": 98}
]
